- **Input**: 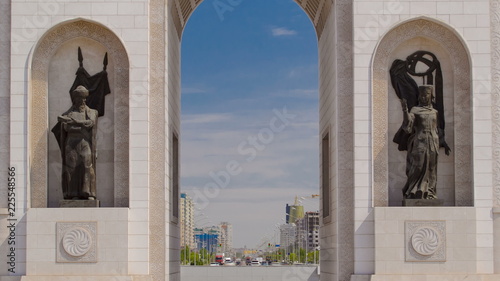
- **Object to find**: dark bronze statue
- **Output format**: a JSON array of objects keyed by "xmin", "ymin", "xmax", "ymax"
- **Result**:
[
  {"xmin": 52, "ymin": 47, "xmax": 111, "ymax": 201},
  {"xmin": 400, "ymin": 86, "xmax": 450, "ymax": 199},
  {"xmin": 390, "ymin": 51, "xmax": 451, "ymax": 200},
  {"xmin": 54, "ymin": 86, "xmax": 98, "ymax": 200}
]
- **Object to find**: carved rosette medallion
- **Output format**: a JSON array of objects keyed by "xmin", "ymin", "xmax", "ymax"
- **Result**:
[
  {"xmin": 57, "ymin": 222, "xmax": 97, "ymax": 263},
  {"xmin": 405, "ymin": 221, "xmax": 446, "ymax": 262},
  {"xmin": 62, "ymin": 227, "xmax": 92, "ymax": 257},
  {"xmin": 411, "ymin": 227, "xmax": 440, "ymax": 256}
]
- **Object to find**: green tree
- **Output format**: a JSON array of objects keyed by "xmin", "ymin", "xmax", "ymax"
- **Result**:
[
  {"xmin": 180, "ymin": 246, "xmax": 190, "ymax": 265},
  {"xmin": 299, "ymin": 248, "xmax": 306, "ymax": 263},
  {"xmin": 307, "ymin": 250, "xmax": 320, "ymax": 264}
]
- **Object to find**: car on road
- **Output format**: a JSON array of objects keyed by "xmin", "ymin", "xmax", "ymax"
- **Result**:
[
  {"xmin": 209, "ymin": 262, "xmax": 220, "ymax": 266},
  {"xmin": 251, "ymin": 260, "xmax": 260, "ymax": 266}
]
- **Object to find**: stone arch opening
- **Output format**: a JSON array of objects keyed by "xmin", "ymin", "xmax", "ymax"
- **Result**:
[
  {"xmin": 170, "ymin": 0, "xmax": 332, "ymax": 39},
  {"xmin": 177, "ymin": 0, "xmax": 322, "ymax": 247},
  {"xmin": 30, "ymin": 19, "xmax": 130, "ymax": 208},
  {"xmin": 372, "ymin": 18, "xmax": 473, "ymax": 207},
  {"xmin": 159, "ymin": 1, "xmax": 355, "ymax": 281}
]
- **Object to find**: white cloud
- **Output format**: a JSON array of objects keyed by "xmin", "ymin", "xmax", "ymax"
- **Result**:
[
  {"xmin": 182, "ymin": 113, "xmax": 232, "ymax": 125},
  {"xmin": 180, "ymin": 106, "xmax": 319, "ymax": 248},
  {"xmin": 181, "ymin": 107, "xmax": 318, "ymax": 180},
  {"xmin": 271, "ymin": 27, "xmax": 297, "ymax": 37},
  {"xmin": 271, "ymin": 88, "xmax": 318, "ymax": 99}
]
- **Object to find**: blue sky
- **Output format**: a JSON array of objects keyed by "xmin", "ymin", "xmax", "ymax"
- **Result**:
[{"xmin": 180, "ymin": 0, "xmax": 319, "ymax": 249}]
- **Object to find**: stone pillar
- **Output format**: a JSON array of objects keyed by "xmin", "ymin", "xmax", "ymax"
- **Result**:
[
  {"xmin": 149, "ymin": 0, "xmax": 167, "ymax": 280},
  {"xmin": 336, "ymin": 0, "xmax": 355, "ymax": 280},
  {"xmin": 491, "ymin": 0, "xmax": 500, "ymax": 273}
]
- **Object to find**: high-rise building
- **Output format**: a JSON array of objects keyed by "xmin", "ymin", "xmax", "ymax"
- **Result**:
[
  {"xmin": 296, "ymin": 211, "xmax": 320, "ymax": 251},
  {"xmin": 180, "ymin": 193, "xmax": 195, "ymax": 249},
  {"xmin": 194, "ymin": 227, "xmax": 219, "ymax": 253},
  {"xmin": 219, "ymin": 222, "xmax": 233, "ymax": 255},
  {"xmin": 287, "ymin": 196, "xmax": 305, "ymax": 224},
  {"xmin": 280, "ymin": 223, "xmax": 296, "ymax": 250}
]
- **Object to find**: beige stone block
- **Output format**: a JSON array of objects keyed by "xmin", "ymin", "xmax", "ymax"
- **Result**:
[
  {"xmin": 98, "ymin": 234, "xmax": 127, "ymax": 249},
  {"xmin": 91, "ymin": 2, "xmax": 117, "ymax": 15},
  {"xmin": 128, "ymin": 234, "xmax": 148, "ymax": 249},
  {"xmin": 128, "ymin": 261, "xmax": 149, "ymax": 275},
  {"xmin": 437, "ymin": 2, "xmax": 464, "ymax": 14},
  {"xmin": 355, "ymin": 1, "xmax": 384, "ymax": 15},
  {"xmin": 129, "ymin": 248, "xmax": 148, "ymax": 262},
  {"xmin": 64, "ymin": 3, "xmax": 91, "ymax": 16},
  {"xmin": 105, "ymin": 248, "xmax": 128, "ymax": 262},
  {"xmin": 129, "ymin": 208, "xmax": 148, "ymax": 222},
  {"xmin": 477, "ymin": 234, "xmax": 493, "ymax": 247},
  {"xmin": 118, "ymin": 3, "xmax": 145, "ymax": 15},
  {"xmin": 30, "ymin": 249, "xmax": 55, "ymax": 263},
  {"xmin": 452, "ymin": 247, "xmax": 476, "ymax": 261},
  {"xmin": 385, "ymin": 261, "xmax": 412, "ymax": 274},
  {"xmin": 37, "ymin": 235, "xmax": 55, "ymax": 249},
  {"xmin": 464, "ymin": 1, "xmax": 490, "ymax": 15},
  {"xmin": 476, "ymin": 261, "xmax": 494, "ymax": 274},
  {"xmin": 476, "ymin": 247, "xmax": 493, "ymax": 261},
  {"xmin": 476, "ymin": 221, "xmax": 493, "ymax": 234},
  {"xmin": 451, "ymin": 220, "xmax": 469, "ymax": 234},
  {"xmin": 412, "ymin": 262, "xmax": 441, "ymax": 274},
  {"xmin": 355, "ymin": 234, "xmax": 374, "ymax": 248},
  {"xmin": 376, "ymin": 247, "xmax": 403, "ymax": 261},
  {"xmin": 128, "ymin": 222, "xmax": 149, "ymax": 235},
  {"xmin": 34, "ymin": 261, "xmax": 64, "ymax": 275}
]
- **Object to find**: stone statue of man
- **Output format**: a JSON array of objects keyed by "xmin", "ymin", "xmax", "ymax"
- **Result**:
[{"xmin": 54, "ymin": 85, "xmax": 98, "ymax": 200}]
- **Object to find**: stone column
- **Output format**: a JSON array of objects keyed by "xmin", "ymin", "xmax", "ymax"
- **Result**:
[
  {"xmin": 149, "ymin": 0, "xmax": 167, "ymax": 280},
  {"xmin": 336, "ymin": 0, "xmax": 355, "ymax": 280},
  {"xmin": 491, "ymin": 0, "xmax": 500, "ymax": 273}
]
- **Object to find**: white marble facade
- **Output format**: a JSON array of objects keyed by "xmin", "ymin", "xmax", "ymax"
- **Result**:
[{"xmin": 0, "ymin": 1, "xmax": 500, "ymax": 281}]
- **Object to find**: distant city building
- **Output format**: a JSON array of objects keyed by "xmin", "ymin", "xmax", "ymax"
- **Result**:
[
  {"xmin": 287, "ymin": 196, "xmax": 305, "ymax": 224},
  {"xmin": 219, "ymin": 222, "xmax": 233, "ymax": 254},
  {"xmin": 285, "ymin": 204, "xmax": 291, "ymax": 223},
  {"xmin": 180, "ymin": 193, "xmax": 195, "ymax": 249},
  {"xmin": 194, "ymin": 226, "xmax": 220, "ymax": 253},
  {"xmin": 296, "ymin": 211, "xmax": 320, "ymax": 251},
  {"xmin": 280, "ymin": 223, "xmax": 296, "ymax": 249}
]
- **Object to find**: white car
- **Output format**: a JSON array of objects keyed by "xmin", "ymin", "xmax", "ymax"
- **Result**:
[
  {"xmin": 251, "ymin": 260, "xmax": 260, "ymax": 266},
  {"xmin": 209, "ymin": 262, "xmax": 220, "ymax": 266}
]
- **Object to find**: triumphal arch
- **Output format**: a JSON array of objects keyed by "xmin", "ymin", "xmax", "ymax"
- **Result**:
[{"xmin": 2, "ymin": 0, "xmax": 500, "ymax": 280}]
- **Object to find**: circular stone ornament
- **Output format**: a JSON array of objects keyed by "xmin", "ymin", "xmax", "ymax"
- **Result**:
[
  {"xmin": 411, "ymin": 226, "xmax": 440, "ymax": 256},
  {"xmin": 62, "ymin": 227, "xmax": 93, "ymax": 257}
]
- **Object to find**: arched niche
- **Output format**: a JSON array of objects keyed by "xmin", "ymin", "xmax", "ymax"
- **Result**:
[
  {"xmin": 372, "ymin": 18, "xmax": 472, "ymax": 207},
  {"xmin": 30, "ymin": 19, "xmax": 130, "ymax": 207}
]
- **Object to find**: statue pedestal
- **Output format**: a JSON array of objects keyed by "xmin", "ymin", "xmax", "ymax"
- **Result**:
[
  {"xmin": 59, "ymin": 200, "xmax": 100, "ymax": 208},
  {"xmin": 402, "ymin": 199, "xmax": 444, "ymax": 206}
]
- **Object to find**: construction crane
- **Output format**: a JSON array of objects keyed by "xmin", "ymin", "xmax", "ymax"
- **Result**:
[{"xmin": 296, "ymin": 194, "xmax": 319, "ymax": 204}]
